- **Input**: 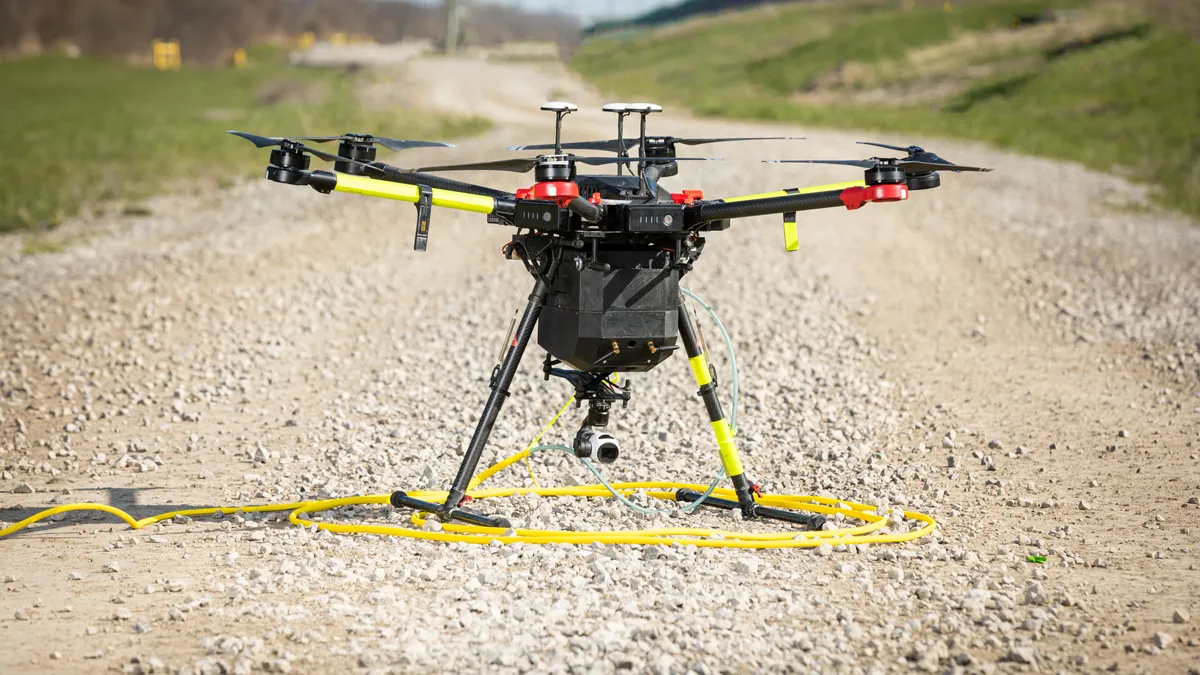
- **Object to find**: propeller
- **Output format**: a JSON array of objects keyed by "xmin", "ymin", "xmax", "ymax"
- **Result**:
[
  {"xmin": 227, "ymin": 131, "xmax": 378, "ymax": 171},
  {"xmin": 766, "ymin": 157, "xmax": 991, "ymax": 173},
  {"xmin": 227, "ymin": 130, "xmax": 453, "ymax": 152},
  {"xmin": 765, "ymin": 140, "xmax": 991, "ymax": 174},
  {"xmin": 412, "ymin": 155, "xmax": 722, "ymax": 174},
  {"xmin": 508, "ymin": 136, "xmax": 801, "ymax": 153}
]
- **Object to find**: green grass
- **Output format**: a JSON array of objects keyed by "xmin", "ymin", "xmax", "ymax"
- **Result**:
[
  {"xmin": 0, "ymin": 47, "xmax": 489, "ymax": 233},
  {"xmin": 573, "ymin": 0, "xmax": 1200, "ymax": 217}
]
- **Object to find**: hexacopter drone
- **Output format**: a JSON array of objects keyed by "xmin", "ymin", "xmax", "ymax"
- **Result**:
[{"xmin": 229, "ymin": 102, "xmax": 990, "ymax": 532}]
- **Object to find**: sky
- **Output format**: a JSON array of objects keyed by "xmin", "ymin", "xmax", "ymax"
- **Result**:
[{"xmin": 407, "ymin": 0, "xmax": 680, "ymax": 25}]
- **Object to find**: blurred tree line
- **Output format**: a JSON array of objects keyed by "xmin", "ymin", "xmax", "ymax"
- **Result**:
[{"xmin": 0, "ymin": 0, "xmax": 581, "ymax": 64}]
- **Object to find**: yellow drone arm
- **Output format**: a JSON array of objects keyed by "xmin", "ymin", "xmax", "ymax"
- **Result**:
[
  {"xmin": 703, "ymin": 179, "xmax": 867, "ymax": 252},
  {"xmin": 719, "ymin": 179, "xmax": 865, "ymax": 203},
  {"xmin": 331, "ymin": 173, "xmax": 496, "ymax": 214}
]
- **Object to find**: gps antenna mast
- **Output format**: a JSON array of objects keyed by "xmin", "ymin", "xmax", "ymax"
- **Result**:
[
  {"xmin": 602, "ymin": 103, "xmax": 630, "ymax": 175},
  {"xmin": 540, "ymin": 101, "xmax": 578, "ymax": 155},
  {"xmin": 627, "ymin": 102, "xmax": 662, "ymax": 196}
]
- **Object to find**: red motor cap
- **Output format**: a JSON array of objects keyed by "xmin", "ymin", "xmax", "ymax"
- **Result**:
[
  {"xmin": 839, "ymin": 183, "xmax": 907, "ymax": 210},
  {"xmin": 514, "ymin": 181, "xmax": 581, "ymax": 207}
]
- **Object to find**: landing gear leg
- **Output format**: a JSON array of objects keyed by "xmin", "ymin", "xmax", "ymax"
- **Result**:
[
  {"xmin": 389, "ymin": 278, "xmax": 551, "ymax": 528},
  {"xmin": 672, "ymin": 301, "xmax": 825, "ymax": 530}
]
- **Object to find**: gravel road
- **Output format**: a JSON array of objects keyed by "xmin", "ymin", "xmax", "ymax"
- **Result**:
[{"xmin": 1, "ymin": 56, "xmax": 1198, "ymax": 675}]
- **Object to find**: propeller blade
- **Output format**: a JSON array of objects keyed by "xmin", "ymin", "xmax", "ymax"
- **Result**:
[
  {"xmin": 764, "ymin": 159, "xmax": 876, "ymax": 168},
  {"xmin": 899, "ymin": 159, "xmax": 992, "ymax": 173},
  {"xmin": 574, "ymin": 156, "xmax": 722, "ymax": 166},
  {"xmin": 285, "ymin": 135, "xmax": 343, "ymax": 144},
  {"xmin": 296, "ymin": 136, "xmax": 456, "ymax": 152},
  {"xmin": 228, "ymin": 130, "xmax": 285, "ymax": 148},
  {"xmin": 857, "ymin": 140, "xmax": 923, "ymax": 154},
  {"xmin": 766, "ymin": 157, "xmax": 992, "ymax": 173},
  {"xmin": 414, "ymin": 158, "xmax": 542, "ymax": 173},
  {"xmin": 509, "ymin": 136, "xmax": 800, "ymax": 153},
  {"xmin": 507, "ymin": 139, "xmax": 633, "ymax": 153},
  {"xmin": 229, "ymin": 131, "xmax": 452, "ymax": 153},
  {"xmin": 674, "ymin": 136, "xmax": 803, "ymax": 145},
  {"xmin": 416, "ymin": 155, "xmax": 721, "ymax": 173}
]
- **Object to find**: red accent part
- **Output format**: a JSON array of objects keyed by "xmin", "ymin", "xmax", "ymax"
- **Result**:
[
  {"xmin": 841, "ymin": 183, "xmax": 908, "ymax": 209},
  {"xmin": 839, "ymin": 183, "xmax": 907, "ymax": 210},
  {"xmin": 750, "ymin": 483, "xmax": 764, "ymax": 499},
  {"xmin": 531, "ymin": 181, "xmax": 580, "ymax": 207},
  {"xmin": 515, "ymin": 188, "xmax": 533, "ymax": 200},
  {"xmin": 460, "ymin": 495, "xmax": 473, "ymax": 504},
  {"xmin": 588, "ymin": 192, "xmax": 603, "ymax": 205},
  {"xmin": 670, "ymin": 189, "xmax": 706, "ymax": 205}
]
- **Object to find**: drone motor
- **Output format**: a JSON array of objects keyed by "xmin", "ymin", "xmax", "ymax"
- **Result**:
[
  {"xmin": 265, "ymin": 145, "xmax": 311, "ymax": 185},
  {"xmin": 334, "ymin": 136, "xmax": 378, "ymax": 176}
]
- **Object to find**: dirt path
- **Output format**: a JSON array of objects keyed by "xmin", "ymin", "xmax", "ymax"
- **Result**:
[{"xmin": 1, "ymin": 56, "xmax": 1197, "ymax": 674}]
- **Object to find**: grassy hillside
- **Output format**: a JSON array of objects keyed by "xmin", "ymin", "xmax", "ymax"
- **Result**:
[
  {"xmin": 586, "ymin": 0, "xmax": 791, "ymax": 35},
  {"xmin": 0, "ymin": 47, "xmax": 488, "ymax": 234},
  {"xmin": 573, "ymin": 0, "xmax": 1200, "ymax": 217}
]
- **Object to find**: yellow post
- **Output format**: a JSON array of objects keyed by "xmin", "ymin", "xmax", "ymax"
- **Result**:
[
  {"xmin": 330, "ymin": 32, "xmax": 347, "ymax": 46},
  {"xmin": 152, "ymin": 40, "xmax": 180, "ymax": 71},
  {"xmin": 298, "ymin": 32, "xmax": 316, "ymax": 50},
  {"xmin": 232, "ymin": 48, "xmax": 246, "ymax": 68},
  {"xmin": 943, "ymin": 0, "xmax": 952, "ymax": 12}
]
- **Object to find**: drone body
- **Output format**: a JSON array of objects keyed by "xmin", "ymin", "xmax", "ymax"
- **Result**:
[{"xmin": 229, "ymin": 102, "xmax": 990, "ymax": 530}]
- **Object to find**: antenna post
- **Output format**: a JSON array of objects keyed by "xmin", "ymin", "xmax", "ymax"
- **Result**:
[
  {"xmin": 626, "ymin": 103, "xmax": 662, "ymax": 195},
  {"xmin": 540, "ymin": 101, "xmax": 578, "ymax": 155},
  {"xmin": 602, "ymin": 103, "xmax": 630, "ymax": 174}
]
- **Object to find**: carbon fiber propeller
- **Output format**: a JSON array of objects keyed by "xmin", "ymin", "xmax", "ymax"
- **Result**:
[
  {"xmin": 227, "ymin": 130, "xmax": 453, "ymax": 152},
  {"xmin": 412, "ymin": 155, "xmax": 722, "ymax": 174},
  {"xmin": 508, "ymin": 136, "xmax": 801, "ymax": 153}
]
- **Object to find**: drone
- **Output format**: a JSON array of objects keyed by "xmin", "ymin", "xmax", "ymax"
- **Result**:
[{"xmin": 229, "ymin": 102, "xmax": 990, "ymax": 532}]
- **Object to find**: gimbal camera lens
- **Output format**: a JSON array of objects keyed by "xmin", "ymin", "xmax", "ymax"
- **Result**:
[{"xmin": 574, "ymin": 427, "xmax": 620, "ymax": 464}]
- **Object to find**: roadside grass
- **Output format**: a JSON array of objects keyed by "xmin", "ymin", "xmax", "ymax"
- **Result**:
[
  {"xmin": 573, "ymin": 0, "xmax": 1200, "ymax": 217},
  {"xmin": 0, "ymin": 46, "xmax": 489, "ymax": 234}
]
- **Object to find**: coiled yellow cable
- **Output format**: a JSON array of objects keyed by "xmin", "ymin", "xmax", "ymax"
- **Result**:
[{"xmin": 0, "ymin": 394, "xmax": 937, "ymax": 548}]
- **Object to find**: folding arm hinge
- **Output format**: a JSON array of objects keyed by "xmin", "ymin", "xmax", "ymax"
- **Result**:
[{"xmin": 413, "ymin": 185, "xmax": 433, "ymax": 251}]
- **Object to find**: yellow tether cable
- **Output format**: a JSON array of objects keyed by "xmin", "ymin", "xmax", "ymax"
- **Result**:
[{"xmin": 0, "ymin": 386, "xmax": 936, "ymax": 548}]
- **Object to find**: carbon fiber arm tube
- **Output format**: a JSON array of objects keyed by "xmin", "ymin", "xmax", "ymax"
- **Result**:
[
  {"xmin": 493, "ymin": 198, "xmax": 516, "ymax": 219},
  {"xmin": 373, "ymin": 164, "xmax": 514, "ymax": 199},
  {"xmin": 685, "ymin": 189, "xmax": 845, "ymax": 227}
]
